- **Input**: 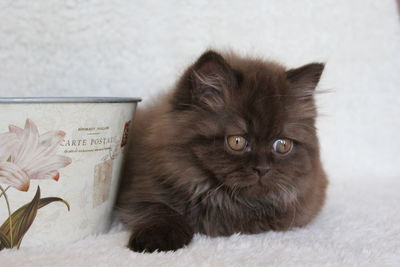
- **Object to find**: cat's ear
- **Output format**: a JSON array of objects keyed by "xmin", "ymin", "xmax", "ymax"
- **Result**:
[
  {"xmin": 190, "ymin": 50, "xmax": 237, "ymax": 109},
  {"xmin": 286, "ymin": 63, "xmax": 324, "ymax": 97},
  {"xmin": 173, "ymin": 50, "xmax": 237, "ymax": 110}
]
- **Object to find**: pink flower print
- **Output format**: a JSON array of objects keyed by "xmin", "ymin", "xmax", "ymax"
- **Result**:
[{"xmin": 0, "ymin": 119, "xmax": 71, "ymax": 191}]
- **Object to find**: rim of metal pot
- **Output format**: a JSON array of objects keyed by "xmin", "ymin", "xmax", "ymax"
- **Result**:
[{"xmin": 0, "ymin": 97, "xmax": 142, "ymax": 103}]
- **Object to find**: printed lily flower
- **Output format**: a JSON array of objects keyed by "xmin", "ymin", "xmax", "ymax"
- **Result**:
[{"xmin": 0, "ymin": 119, "xmax": 71, "ymax": 191}]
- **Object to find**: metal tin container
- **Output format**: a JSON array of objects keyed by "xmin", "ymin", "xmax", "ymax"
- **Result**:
[{"xmin": 0, "ymin": 97, "xmax": 140, "ymax": 248}]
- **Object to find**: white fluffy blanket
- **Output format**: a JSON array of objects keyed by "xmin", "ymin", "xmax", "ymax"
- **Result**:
[{"xmin": 2, "ymin": 174, "xmax": 399, "ymax": 267}]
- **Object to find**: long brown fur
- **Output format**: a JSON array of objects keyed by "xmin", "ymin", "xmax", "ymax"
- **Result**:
[{"xmin": 117, "ymin": 50, "xmax": 328, "ymax": 253}]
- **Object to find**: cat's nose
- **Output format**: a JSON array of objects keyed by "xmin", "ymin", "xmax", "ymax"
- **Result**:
[{"xmin": 252, "ymin": 166, "xmax": 270, "ymax": 177}]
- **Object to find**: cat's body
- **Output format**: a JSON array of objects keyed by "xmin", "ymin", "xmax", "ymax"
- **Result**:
[{"xmin": 117, "ymin": 50, "xmax": 328, "ymax": 252}]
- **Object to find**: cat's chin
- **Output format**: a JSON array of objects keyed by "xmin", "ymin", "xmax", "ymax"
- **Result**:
[
  {"xmin": 226, "ymin": 180, "xmax": 270, "ymax": 197},
  {"xmin": 238, "ymin": 185, "xmax": 267, "ymax": 197},
  {"xmin": 225, "ymin": 175, "xmax": 291, "ymax": 198}
]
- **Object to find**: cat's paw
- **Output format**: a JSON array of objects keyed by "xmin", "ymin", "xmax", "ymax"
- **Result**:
[{"xmin": 128, "ymin": 221, "xmax": 194, "ymax": 253}]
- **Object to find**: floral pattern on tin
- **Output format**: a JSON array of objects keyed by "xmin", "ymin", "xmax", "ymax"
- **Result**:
[
  {"xmin": 0, "ymin": 119, "xmax": 71, "ymax": 191},
  {"xmin": 0, "ymin": 119, "xmax": 71, "ymax": 250}
]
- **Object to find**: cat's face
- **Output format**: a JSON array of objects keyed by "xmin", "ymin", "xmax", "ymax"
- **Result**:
[{"xmin": 172, "ymin": 51, "xmax": 324, "ymax": 197}]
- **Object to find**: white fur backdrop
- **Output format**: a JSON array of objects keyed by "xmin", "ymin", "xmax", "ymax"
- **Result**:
[{"xmin": 0, "ymin": 0, "xmax": 399, "ymax": 266}]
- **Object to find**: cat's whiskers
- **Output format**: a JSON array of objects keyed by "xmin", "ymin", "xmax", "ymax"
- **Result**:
[
  {"xmin": 227, "ymin": 182, "xmax": 260, "ymax": 211},
  {"xmin": 274, "ymin": 180, "xmax": 299, "ymax": 211},
  {"xmin": 189, "ymin": 183, "xmax": 224, "ymax": 211},
  {"xmin": 287, "ymin": 204, "xmax": 297, "ymax": 230}
]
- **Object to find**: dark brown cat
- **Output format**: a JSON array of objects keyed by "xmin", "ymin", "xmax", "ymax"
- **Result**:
[{"xmin": 117, "ymin": 50, "xmax": 328, "ymax": 253}]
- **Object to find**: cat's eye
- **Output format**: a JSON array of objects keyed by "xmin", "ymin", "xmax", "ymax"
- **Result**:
[
  {"xmin": 226, "ymin": 136, "xmax": 248, "ymax": 151},
  {"xmin": 272, "ymin": 139, "xmax": 293, "ymax": 155}
]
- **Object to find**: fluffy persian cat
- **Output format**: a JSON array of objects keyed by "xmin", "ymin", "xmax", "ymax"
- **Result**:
[{"xmin": 117, "ymin": 50, "xmax": 328, "ymax": 252}]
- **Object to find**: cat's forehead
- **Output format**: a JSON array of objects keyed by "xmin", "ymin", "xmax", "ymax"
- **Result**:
[
  {"xmin": 222, "ymin": 104, "xmax": 284, "ymax": 138},
  {"xmin": 228, "ymin": 67, "xmax": 290, "ymax": 137}
]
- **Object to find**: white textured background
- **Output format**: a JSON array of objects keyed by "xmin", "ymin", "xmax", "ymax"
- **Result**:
[
  {"xmin": 0, "ymin": 1, "xmax": 400, "ymax": 266},
  {"xmin": 1, "ymin": 0, "xmax": 399, "ymax": 178}
]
